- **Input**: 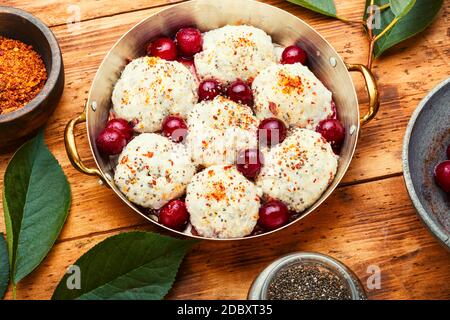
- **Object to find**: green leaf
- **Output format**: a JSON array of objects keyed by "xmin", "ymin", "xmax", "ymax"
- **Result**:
[
  {"xmin": 288, "ymin": 0, "xmax": 337, "ymax": 18},
  {"xmin": 365, "ymin": 0, "xmax": 443, "ymax": 57},
  {"xmin": 364, "ymin": 0, "xmax": 388, "ymax": 20},
  {"xmin": 390, "ymin": 0, "xmax": 415, "ymax": 19},
  {"xmin": 0, "ymin": 233, "xmax": 9, "ymax": 299},
  {"xmin": 52, "ymin": 232, "xmax": 196, "ymax": 300},
  {"xmin": 3, "ymin": 130, "xmax": 71, "ymax": 284}
]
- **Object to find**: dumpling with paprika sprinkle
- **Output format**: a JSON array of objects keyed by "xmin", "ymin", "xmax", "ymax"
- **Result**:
[
  {"xmin": 114, "ymin": 133, "xmax": 195, "ymax": 210},
  {"xmin": 256, "ymin": 128, "xmax": 337, "ymax": 213},
  {"xmin": 252, "ymin": 63, "xmax": 333, "ymax": 130},
  {"xmin": 186, "ymin": 165, "xmax": 261, "ymax": 239}
]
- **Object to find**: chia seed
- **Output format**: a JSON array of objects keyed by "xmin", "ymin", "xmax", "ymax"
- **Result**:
[{"xmin": 266, "ymin": 263, "xmax": 352, "ymax": 300}]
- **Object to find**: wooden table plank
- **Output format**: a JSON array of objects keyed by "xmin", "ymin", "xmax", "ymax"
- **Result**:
[
  {"xmin": 3, "ymin": 175, "xmax": 449, "ymax": 300},
  {"xmin": 6, "ymin": 0, "xmax": 183, "ymax": 26},
  {"xmin": 5, "ymin": 0, "xmax": 369, "ymax": 27},
  {"xmin": 1, "ymin": 0, "xmax": 447, "ymax": 185},
  {"xmin": 0, "ymin": 0, "xmax": 449, "ymax": 300},
  {"xmin": 1, "ymin": 0, "xmax": 448, "ymax": 242}
]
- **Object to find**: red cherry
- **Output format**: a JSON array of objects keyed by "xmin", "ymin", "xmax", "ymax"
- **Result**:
[
  {"xmin": 198, "ymin": 79, "xmax": 222, "ymax": 101},
  {"xmin": 258, "ymin": 200, "xmax": 290, "ymax": 231},
  {"xmin": 236, "ymin": 149, "xmax": 264, "ymax": 179},
  {"xmin": 434, "ymin": 161, "xmax": 450, "ymax": 193},
  {"xmin": 447, "ymin": 145, "xmax": 450, "ymax": 160},
  {"xmin": 147, "ymin": 37, "xmax": 177, "ymax": 61},
  {"xmin": 316, "ymin": 119, "xmax": 345, "ymax": 148},
  {"xmin": 258, "ymin": 118, "xmax": 287, "ymax": 148},
  {"xmin": 177, "ymin": 55, "xmax": 196, "ymax": 70},
  {"xmin": 177, "ymin": 57, "xmax": 194, "ymax": 67},
  {"xmin": 281, "ymin": 45, "xmax": 307, "ymax": 65},
  {"xmin": 177, "ymin": 57, "xmax": 199, "ymax": 82},
  {"xmin": 96, "ymin": 128, "xmax": 127, "ymax": 155},
  {"xmin": 162, "ymin": 115, "xmax": 188, "ymax": 143},
  {"xmin": 159, "ymin": 199, "xmax": 189, "ymax": 231},
  {"xmin": 227, "ymin": 80, "xmax": 254, "ymax": 106},
  {"xmin": 330, "ymin": 100, "xmax": 337, "ymax": 119},
  {"xmin": 176, "ymin": 27, "xmax": 203, "ymax": 57},
  {"xmin": 105, "ymin": 118, "xmax": 133, "ymax": 141}
]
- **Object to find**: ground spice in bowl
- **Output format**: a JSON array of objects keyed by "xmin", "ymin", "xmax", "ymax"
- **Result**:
[
  {"xmin": 266, "ymin": 263, "xmax": 352, "ymax": 300},
  {"xmin": 0, "ymin": 36, "xmax": 47, "ymax": 115}
]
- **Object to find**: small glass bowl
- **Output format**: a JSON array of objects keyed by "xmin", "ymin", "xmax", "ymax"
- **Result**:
[{"xmin": 248, "ymin": 252, "xmax": 367, "ymax": 300}]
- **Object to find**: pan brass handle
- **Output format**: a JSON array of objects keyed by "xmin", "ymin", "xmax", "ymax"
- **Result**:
[
  {"xmin": 64, "ymin": 107, "xmax": 106, "ymax": 184},
  {"xmin": 346, "ymin": 63, "xmax": 380, "ymax": 126}
]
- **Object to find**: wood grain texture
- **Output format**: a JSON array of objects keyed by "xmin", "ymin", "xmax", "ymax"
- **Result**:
[
  {"xmin": 0, "ymin": 0, "xmax": 449, "ymax": 300},
  {"xmin": 0, "ymin": 0, "xmax": 447, "ymax": 240},
  {"xmin": 5, "ymin": 0, "xmax": 184, "ymax": 26},
  {"xmin": 2, "ymin": 176, "xmax": 449, "ymax": 300}
]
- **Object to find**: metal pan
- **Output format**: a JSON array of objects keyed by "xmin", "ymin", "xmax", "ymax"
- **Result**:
[{"xmin": 64, "ymin": 0, "xmax": 379, "ymax": 240}]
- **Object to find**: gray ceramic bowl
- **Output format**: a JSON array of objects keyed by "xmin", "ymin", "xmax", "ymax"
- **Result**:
[
  {"xmin": 403, "ymin": 77, "xmax": 450, "ymax": 249},
  {"xmin": 0, "ymin": 6, "xmax": 64, "ymax": 149}
]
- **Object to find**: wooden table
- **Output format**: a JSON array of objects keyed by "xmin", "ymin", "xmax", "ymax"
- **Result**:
[{"xmin": 1, "ymin": 0, "xmax": 449, "ymax": 300}]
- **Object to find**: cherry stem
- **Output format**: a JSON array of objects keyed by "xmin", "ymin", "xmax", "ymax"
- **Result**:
[{"xmin": 366, "ymin": 0, "xmax": 376, "ymax": 70}]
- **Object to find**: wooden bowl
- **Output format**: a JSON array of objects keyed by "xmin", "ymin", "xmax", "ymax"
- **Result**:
[
  {"xmin": 403, "ymin": 77, "xmax": 450, "ymax": 249},
  {"xmin": 0, "ymin": 6, "xmax": 64, "ymax": 150}
]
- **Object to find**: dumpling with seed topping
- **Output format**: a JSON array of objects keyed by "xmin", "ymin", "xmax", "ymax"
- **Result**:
[
  {"xmin": 114, "ymin": 133, "xmax": 196, "ymax": 210},
  {"xmin": 252, "ymin": 63, "xmax": 333, "ymax": 129},
  {"xmin": 194, "ymin": 25, "xmax": 276, "ymax": 83},
  {"xmin": 186, "ymin": 96, "xmax": 259, "ymax": 167},
  {"xmin": 112, "ymin": 56, "xmax": 198, "ymax": 133},
  {"xmin": 186, "ymin": 165, "xmax": 262, "ymax": 239},
  {"xmin": 256, "ymin": 128, "xmax": 338, "ymax": 212}
]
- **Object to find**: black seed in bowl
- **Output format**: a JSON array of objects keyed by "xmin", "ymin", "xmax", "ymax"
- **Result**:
[{"xmin": 266, "ymin": 263, "xmax": 352, "ymax": 300}]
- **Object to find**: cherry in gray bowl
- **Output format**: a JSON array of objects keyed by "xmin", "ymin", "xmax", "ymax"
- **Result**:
[{"xmin": 403, "ymin": 77, "xmax": 450, "ymax": 249}]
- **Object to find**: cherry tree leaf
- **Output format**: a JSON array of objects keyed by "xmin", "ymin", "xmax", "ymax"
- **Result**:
[
  {"xmin": 365, "ymin": 0, "xmax": 443, "ymax": 57},
  {"xmin": 52, "ymin": 232, "xmax": 196, "ymax": 300},
  {"xmin": 3, "ymin": 130, "xmax": 71, "ymax": 284},
  {"xmin": 390, "ymin": 0, "xmax": 416, "ymax": 19},
  {"xmin": 288, "ymin": 0, "xmax": 337, "ymax": 18},
  {"xmin": 0, "ymin": 233, "xmax": 9, "ymax": 299}
]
